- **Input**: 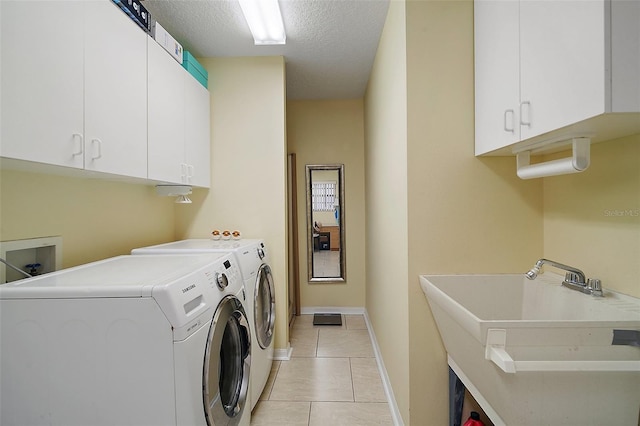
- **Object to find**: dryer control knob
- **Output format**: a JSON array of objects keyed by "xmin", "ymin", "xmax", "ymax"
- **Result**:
[
  {"xmin": 257, "ymin": 248, "xmax": 265, "ymax": 260},
  {"xmin": 216, "ymin": 273, "xmax": 229, "ymax": 290}
]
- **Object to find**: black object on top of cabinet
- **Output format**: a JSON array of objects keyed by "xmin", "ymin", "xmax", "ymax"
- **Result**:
[{"xmin": 112, "ymin": 0, "xmax": 151, "ymax": 32}]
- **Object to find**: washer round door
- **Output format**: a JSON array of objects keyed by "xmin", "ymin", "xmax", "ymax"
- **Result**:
[
  {"xmin": 203, "ymin": 295, "xmax": 251, "ymax": 426},
  {"xmin": 254, "ymin": 263, "xmax": 276, "ymax": 349}
]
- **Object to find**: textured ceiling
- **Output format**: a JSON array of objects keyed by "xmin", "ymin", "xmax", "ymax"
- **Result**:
[{"xmin": 142, "ymin": 0, "xmax": 390, "ymax": 100}]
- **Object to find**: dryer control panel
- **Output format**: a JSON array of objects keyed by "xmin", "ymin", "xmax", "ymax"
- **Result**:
[{"xmin": 236, "ymin": 241, "xmax": 266, "ymax": 282}]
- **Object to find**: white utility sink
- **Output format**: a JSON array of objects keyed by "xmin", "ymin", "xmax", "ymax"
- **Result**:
[{"xmin": 420, "ymin": 272, "xmax": 640, "ymax": 426}]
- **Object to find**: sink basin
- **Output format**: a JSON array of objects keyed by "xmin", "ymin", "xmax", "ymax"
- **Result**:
[{"xmin": 420, "ymin": 272, "xmax": 640, "ymax": 426}]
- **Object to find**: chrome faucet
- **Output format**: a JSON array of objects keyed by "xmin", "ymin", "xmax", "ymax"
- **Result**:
[{"xmin": 525, "ymin": 258, "xmax": 603, "ymax": 297}]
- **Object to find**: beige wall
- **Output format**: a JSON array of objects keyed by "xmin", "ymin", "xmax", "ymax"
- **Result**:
[
  {"xmin": 287, "ymin": 99, "xmax": 366, "ymax": 308},
  {"xmin": 543, "ymin": 134, "xmax": 640, "ymax": 298},
  {"xmin": 364, "ymin": 0, "xmax": 411, "ymax": 422},
  {"xmin": 174, "ymin": 57, "xmax": 290, "ymax": 350},
  {"xmin": 366, "ymin": 0, "xmax": 544, "ymax": 424},
  {"xmin": 405, "ymin": 1, "xmax": 543, "ymax": 424},
  {"xmin": 0, "ymin": 169, "xmax": 175, "ymax": 268}
]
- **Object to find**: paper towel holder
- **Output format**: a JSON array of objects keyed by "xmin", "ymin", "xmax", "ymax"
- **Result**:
[{"xmin": 515, "ymin": 137, "xmax": 591, "ymax": 179}]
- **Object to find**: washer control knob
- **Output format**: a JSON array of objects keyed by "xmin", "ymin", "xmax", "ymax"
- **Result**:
[
  {"xmin": 257, "ymin": 247, "xmax": 265, "ymax": 260},
  {"xmin": 216, "ymin": 272, "xmax": 229, "ymax": 290}
]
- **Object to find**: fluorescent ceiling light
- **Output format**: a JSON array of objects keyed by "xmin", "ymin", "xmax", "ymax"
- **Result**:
[{"xmin": 238, "ymin": 0, "xmax": 286, "ymax": 45}]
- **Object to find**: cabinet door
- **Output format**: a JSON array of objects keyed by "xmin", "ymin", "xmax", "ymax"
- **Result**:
[
  {"xmin": 84, "ymin": 0, "xmax": 147, "ymax": 178},
  {"xmin": 474, "ymin": 0, "xmax": 520, "ymax": 155},
  {"xmin": 148, "ymin": 38, "xmax": 186, "ymax": 185},
  {"xmin": 520, "ymin": 0, "xmax": 607, "ymax": 140},
  {"xmin": 184, "ymin": 76, "xmax": 211, "ymax": 188},
  {"xmin": 1, "ymin": 1, "xmax": 84, "ymax": 168}
]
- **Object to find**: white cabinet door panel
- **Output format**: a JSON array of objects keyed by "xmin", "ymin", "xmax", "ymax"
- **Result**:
[
  {"xmin": 474, "ymin": 0, "xmax": 520, "ymax": 155},
  {"xmin": 1, "ymin": 1, "xmax": 84, "ymax": 168},
  {"xmin": 184, "ymin": 76, "xmax": 211, "ymax": 188},
  {"xmin": 611, "ymin": 0, "xmax": 640, "ymax": 112},
  {"xmin": 148, "ymin": 38, "xmax": 185, "ymax": 184},
  {"xmin": 519, "ymin": 0, "xmax": 606, "ymax": 140},
  {"xmin": 84, "ymin": 0, "xmax": 147, "ymax": 178}
]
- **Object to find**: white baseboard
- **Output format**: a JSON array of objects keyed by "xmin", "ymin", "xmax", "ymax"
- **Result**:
[
  {"xmin": 363, "ymin": 309, "xmax": 404, "ymax": 426},
  {"xmin": 273, "ymin": 344, "xmax": 293, "ymax": 361},
  {"xmin": 300, "ymin": 306, "xmax": 366, "ymax": 315}
]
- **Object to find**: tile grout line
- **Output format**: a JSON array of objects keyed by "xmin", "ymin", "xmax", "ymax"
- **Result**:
[{"xmin": 349, "ymin": 357, "xmax": 356, "ymax": 403}]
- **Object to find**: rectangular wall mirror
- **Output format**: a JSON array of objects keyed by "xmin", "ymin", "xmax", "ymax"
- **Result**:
[{"xmin": 306, "ymin": 164, "xmax": 346, "ymax": 282}]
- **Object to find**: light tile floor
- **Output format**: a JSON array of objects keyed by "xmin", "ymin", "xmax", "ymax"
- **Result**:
[{"xmin": 251, "ymin": 314, "xmax": 394, "ymax": 426}]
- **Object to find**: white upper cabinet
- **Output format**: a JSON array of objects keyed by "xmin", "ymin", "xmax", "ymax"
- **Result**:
[
  {"xmin": 1, "ymin": 1, "xmax": 85, "ymax": 168},
  {"xmin": 147, "ymin": 38, "xmax": 211, "ymax": 188},
  {"xmin": 475, "ymin": 0, "xmax": 640, "ymax": 156},
  {"xmin": 1, "ymin": 0, "xmax": 148, "ymax": 178}
]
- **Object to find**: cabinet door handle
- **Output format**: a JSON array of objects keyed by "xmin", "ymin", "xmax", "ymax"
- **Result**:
[
  {"xmin": 72, "ymin": 133, "xmax": 84, "ymax": 156},
  {"xmin": 91, "ymin": 138, "xmax": 102, "ymax": 160},
  {"xmin": 504, "ymin": 109, "xmax": 515, "ymax": 133},
  {"xmin": 187, "ymin": 164, "xmax": 194, "ymax": 183},
  {"xmin": 181, "ymin": 163, "xmax": 187, "ymax": 183},
  {"xmin": 520, "ymin": 101, "xmax": 531, "ymax": 127}
]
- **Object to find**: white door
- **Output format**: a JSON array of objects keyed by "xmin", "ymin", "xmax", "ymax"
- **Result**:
[
  {"xmin": 84, "ymin": 0, "xmax": 147, "ymax": 178},
  {"xmin": 0, "ymin": 1, "xmax": 84, "ymax": 168}
]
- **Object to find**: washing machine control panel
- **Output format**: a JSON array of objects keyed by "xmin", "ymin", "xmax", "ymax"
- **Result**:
[{"xmin": 210, "ymin": 255, "xmax": 241, "ymax": 292}]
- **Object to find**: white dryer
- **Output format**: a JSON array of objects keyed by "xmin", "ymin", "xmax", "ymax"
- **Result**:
[
  {"xmin": 132, "ymin": 239, "xmax": 276, "ymax": 410},
  {"xmin": 0, "ymin": 253, "xmax": 251, "ymax": 426}
]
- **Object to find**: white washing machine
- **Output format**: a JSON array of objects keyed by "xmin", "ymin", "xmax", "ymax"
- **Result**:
[
  {"xmin": 0, "ymin": 253, "xmax": 251, "ymax": 426},
  {"xmin": 132, "ymin": 239, "xmax": 276, "ymax": 410}
]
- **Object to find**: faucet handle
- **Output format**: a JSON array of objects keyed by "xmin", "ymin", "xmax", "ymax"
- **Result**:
[
  {"xmin": 587, "ymin": 278, "xmax": 601, "ymax": 290},
  {"xmin": 587, "ymin": 278, "xmax": 604, "ymax": 296},
  {"xmin": 565, "ymin": 272, "xmax": 585, "ymax": 285}
]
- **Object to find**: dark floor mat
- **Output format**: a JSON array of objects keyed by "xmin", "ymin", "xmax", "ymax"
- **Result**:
[{"xmin": 313, "ymin": 313, "xmax": 343, "ymax": 326}]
